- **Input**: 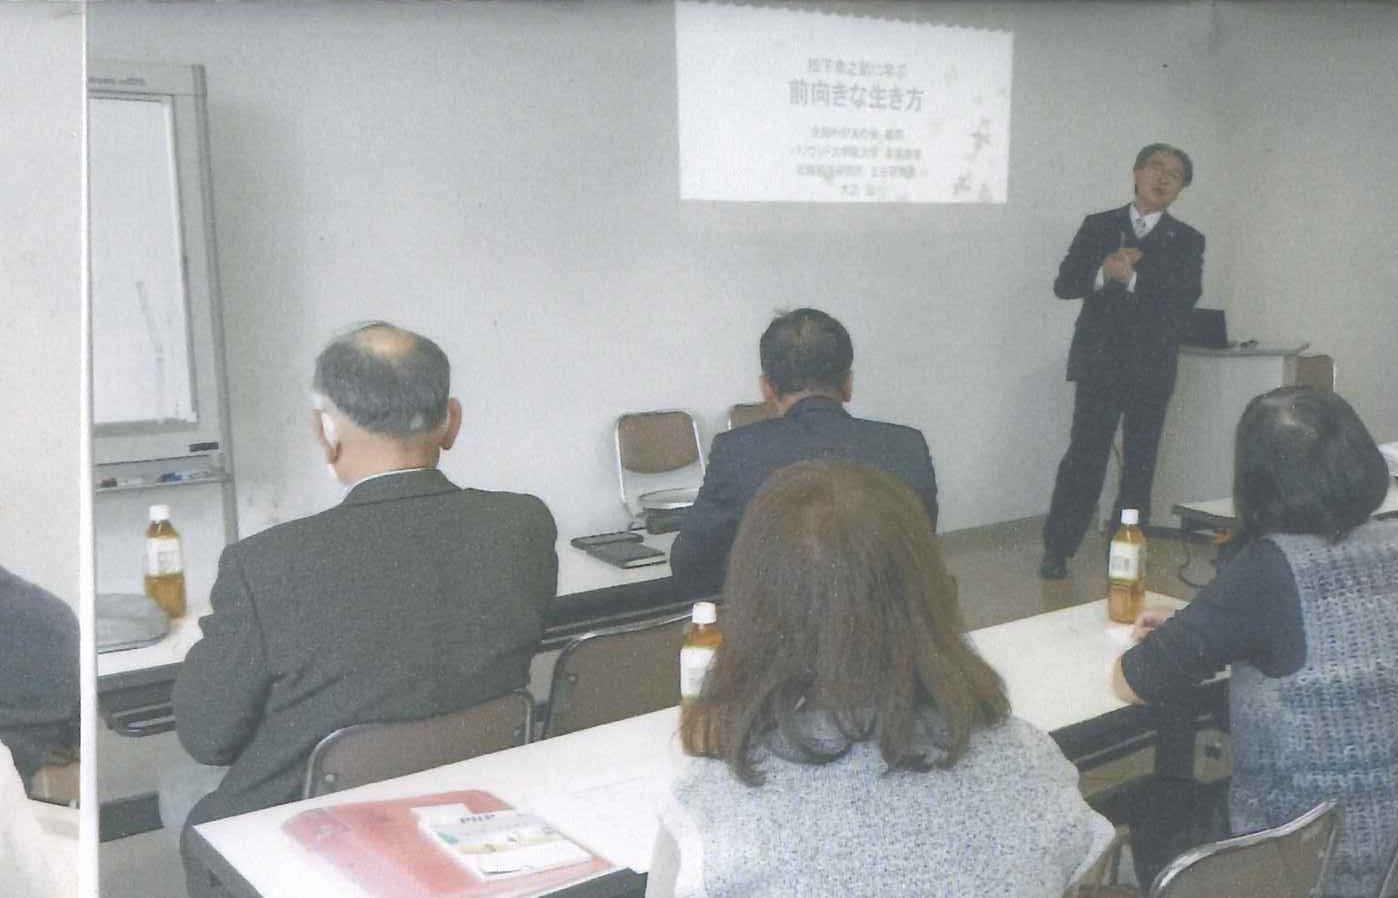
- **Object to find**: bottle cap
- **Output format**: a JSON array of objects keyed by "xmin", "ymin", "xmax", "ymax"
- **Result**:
[
  {"xmin": 1121, "ymin": 508, "xmax": 1139, "ymax": 526},
  {"xmin": 691, "ymin": 601, "xmax": 717, "ymax": 625},
  {"xmin": 149, "ymin": 504, "xmax": 172, "ymax": 522}
]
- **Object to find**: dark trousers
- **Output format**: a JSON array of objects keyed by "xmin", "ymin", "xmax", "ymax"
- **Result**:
[
  {"xmin": 1043, "ymin": 371, "xmax": 1175, "ymax": 559},
  {"xmin": 1126, "ymin": 776, "xmax": 1231, "ymax": 889}
]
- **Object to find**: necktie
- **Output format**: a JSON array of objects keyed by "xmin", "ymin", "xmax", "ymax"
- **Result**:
[{"xmin": 1133, "ymin": 215, "xmax": 1149, "ymax": 239}]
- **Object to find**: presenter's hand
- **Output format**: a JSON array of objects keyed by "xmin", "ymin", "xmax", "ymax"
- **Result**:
[
  {"xmin": 1102, "ymin": 247, "xmax": 1143, "ymax": 284},
  {"xmin": 1131, "ymin": 607, "xmax": 1175, "ymax": 641}
]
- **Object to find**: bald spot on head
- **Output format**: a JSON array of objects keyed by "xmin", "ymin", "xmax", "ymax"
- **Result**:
[{"xmin": 355, "ymin": 324, "xmax": 418, "ymax": 362}]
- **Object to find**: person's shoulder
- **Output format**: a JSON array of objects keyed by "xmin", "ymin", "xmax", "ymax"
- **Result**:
[
  {"xmin": 230, "ymin": 503, "xmax": 341, "ymax": 556},
  {"xmin": 459, "ymin": 486, "xmax": 553, "ymax": 515},
  {"xmin": 720, "ymin": 414, "xmax": 789, "ymax": 442},
  {"xmin": 0, "ymin": 565, "xmax": 65, "ymax": 608},
  {"xmin": 1082, "ymin": 206, "xmax": 1128, "ymax": 227},
  {"xmin": 456, "ymin": 487, "xmax": 558, "ymax": 535},
  {"xmin": 705, "ymin": 415, "xmax": 790, "ymax": 462},
  {"xmin": 0, "ymin": 566, "xmax": 75, "ymax": 631},
  {"xmin": 850, "ymin": 414, "xmax": 930, "ymax": 447},
  {"xmin": 969, "ymin": 716, "xmax": 1070, "ymax": 770},
  {"xmin": 1163, "ymin": 212, "xmax": 1204, "ymax": 241}
]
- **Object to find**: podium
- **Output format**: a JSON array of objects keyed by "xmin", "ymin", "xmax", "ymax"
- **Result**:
[{"xmin": 1150, "ymin": 343, "xmax": 1309, "ymax": 528}]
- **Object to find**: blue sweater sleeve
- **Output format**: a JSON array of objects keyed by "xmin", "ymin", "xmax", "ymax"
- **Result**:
[{"xmin": 1121, "ymin": 540, "xmax": 1305, "ymax": 705}]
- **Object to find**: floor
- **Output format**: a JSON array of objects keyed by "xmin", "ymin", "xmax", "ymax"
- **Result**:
[{"xmin": 940, "ymin": 513, "xmax": 1216, "ymax": 628}]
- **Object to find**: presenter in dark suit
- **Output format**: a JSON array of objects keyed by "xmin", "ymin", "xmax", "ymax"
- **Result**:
[
  {"xmin": 1040, "ymin": 144, "xmax": 1205, "ymax": 579},
  {"xmin": 173, "ymin": 323, "xmax": 557, "ymax": 895},
  {"xmin": 670, "ymin": 308, "xmax": 938, "ymax": 597}
]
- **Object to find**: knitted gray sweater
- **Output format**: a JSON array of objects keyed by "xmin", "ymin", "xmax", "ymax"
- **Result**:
[
  {"xmin": 1231, "ymin": 521, "xmax": 1398, "ymax": 898},
  {"xmin": 656, "ymin": 713, "xmax": 1113, "ymax": 898}
]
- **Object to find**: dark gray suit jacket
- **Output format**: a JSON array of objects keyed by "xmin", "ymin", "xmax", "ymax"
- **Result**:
[
  {"xmin": 0, "ymin": 566, "xmax": 78, "ymax": 784},
  {"xmin": 669, "ymin": 397, "xmax": 938, "ymax": 596},
  {"xmin": 1054, "ymin": 205, "xmax": 1205, "ymax": 388},
  {"xmin": 174, "ymin": 469, "xmax": 557, "ymax": 827}
]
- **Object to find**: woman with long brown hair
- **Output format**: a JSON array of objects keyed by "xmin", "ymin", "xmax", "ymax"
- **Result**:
[{"xmin": 647, "ymin": 460, "xmax": 1112, "ymax": 898}]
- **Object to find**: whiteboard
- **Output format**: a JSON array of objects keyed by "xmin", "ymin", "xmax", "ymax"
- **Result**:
[
  {"xmin": 89, "ymin": 95, "xmax": 196, "ymax": 427},
  {"xmin": 89, "ymin": 61, "xmax": 229, "ymax": 466}
]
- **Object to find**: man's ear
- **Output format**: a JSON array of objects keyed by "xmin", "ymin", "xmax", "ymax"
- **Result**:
[
  {"xmin": 839, "ymin": 372, "xmax": 853, "ymax": 403},
  {"xmin": 439, "ymin": 398, "xmax": 463, "ymax": 451},
  {"xmin": 313, "ymin": 410, "xmax": 341, "ymax": 463}
]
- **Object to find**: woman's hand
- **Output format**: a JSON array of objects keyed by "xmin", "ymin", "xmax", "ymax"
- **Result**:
[{"xmin": 1132, "ymin": 608, "xmax": 1176, "ymax": 641}]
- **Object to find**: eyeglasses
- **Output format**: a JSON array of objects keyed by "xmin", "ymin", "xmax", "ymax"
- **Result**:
[{"xmin": 1144, "ymin": 159, "xmax": 1185, "ymax": 186}]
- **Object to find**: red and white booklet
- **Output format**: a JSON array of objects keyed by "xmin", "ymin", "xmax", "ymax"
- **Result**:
[{"xmin": 282, "ymin": 790, "xmax": 618, "ymax": 898}]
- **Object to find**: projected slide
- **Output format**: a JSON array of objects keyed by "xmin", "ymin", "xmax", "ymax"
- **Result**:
[{"xmin": 676, "ymin": 2, "xmax": 1012, "ymax": 204}]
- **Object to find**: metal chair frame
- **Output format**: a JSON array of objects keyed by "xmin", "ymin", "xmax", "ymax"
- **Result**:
[
  {"xmin": 1149, "ymin": 799, "xmax": 1340, "ymax": 898},
  {"xmin": 1377, "ymin": 832, "xmax": 1398, "ymax": 898}
]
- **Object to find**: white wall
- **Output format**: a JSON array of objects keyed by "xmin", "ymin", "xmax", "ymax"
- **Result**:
[
  {"xmin": 93, "ymin": 2, "xmax": 1398, "ymax": 540},
  {"xmin": 0, "ymin": 3, "xmax": 84, "ymax": 605},
  {"xmin": 88, "ymin": 1, "xmax": 1234, "ymax": 541},
  {"xmin": 1210, "ymin": 2, "xmax": 1398, "ymax": 441}
]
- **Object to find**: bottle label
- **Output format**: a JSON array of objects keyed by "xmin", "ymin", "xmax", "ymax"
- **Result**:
[
  {"xmin": 679, "ymin": 646, "xmax": 716, "ymax": 700},
  {"xmin": 145, "ymin": 537, "xmax": 184, "ymax": 576},
  {"xmin": 1108, "ymin": 542, "xmax": 1142, "ymax": 581}
]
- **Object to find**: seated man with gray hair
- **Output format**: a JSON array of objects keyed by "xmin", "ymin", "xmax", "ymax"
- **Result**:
[{"xmin": 173, "ymin": 322, "xmax": 557, "ymax": 895}]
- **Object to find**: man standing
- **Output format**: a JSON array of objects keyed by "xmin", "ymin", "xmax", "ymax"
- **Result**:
[
  {"xmin": 670, "ymin": 307, "xmax": 939, "ymax": 596},
  {"xmin": 173, "ymin": 322, "xmax": 557, "ymax": 890},
  {"xmin": 1040, "ymin": 144, "xmax": 1205, "ymax": 579}
]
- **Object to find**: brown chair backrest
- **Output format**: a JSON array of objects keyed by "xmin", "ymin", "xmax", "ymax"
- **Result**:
[
  {"xmin": 1149, "ymin": 800, "xmax": 1340, "ymax": 898},
  {"xmin": 728, "ymin": 401, "xmax": 777, "ymax": 430},
  {"xmin": 542, "ymin": 611, "xmax": 690, "ymax": 739},
  {"xmin": 616, "ymin": 411, "xmax": 701, "ymax": 474},
  {"xmin": 303, "ymin": 690, "xmax": 534, "ymax": 798},
  {"xmin": 1294, "ymin": 354, "xmax": 1336, "ymax": 392}
]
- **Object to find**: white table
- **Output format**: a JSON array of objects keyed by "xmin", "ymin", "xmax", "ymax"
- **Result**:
[
  {"xmin": 1174, "ymin": 480, "xmax": 1398, "ymax": 532},
  {"xmin": 98, "ymin": 533, "xmax": 679, "ymax": 727},
  {"xmin": 99, "ymin": 532, "xmax": 678, "ymax": 683},
  {"xmin": 191, "ymin": 595, "xmax": 1193, "ymax": 898}
]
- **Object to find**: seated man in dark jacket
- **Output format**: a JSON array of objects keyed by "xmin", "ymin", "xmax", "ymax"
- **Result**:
[
  {"xmin": 0, "ymin": 566, "xmax": 78, "ymax": 791},
  {"xmin": 670, "ymin": 308, "xmax": 939, "ymax": 597},
  {"xmin": 173, "ymin": 322, "xmax": 558, "ymax": 896}
]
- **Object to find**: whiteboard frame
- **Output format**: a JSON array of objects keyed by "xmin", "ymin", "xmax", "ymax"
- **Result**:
[{"xmin": 89, "ymin": 60, "xmax": 232, "ymax": 469}]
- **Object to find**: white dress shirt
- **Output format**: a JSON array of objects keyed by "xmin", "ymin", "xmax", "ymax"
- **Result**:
[{"xmin": 1095, "ymin": 204, "xmax": 1162, "ymax": 294}]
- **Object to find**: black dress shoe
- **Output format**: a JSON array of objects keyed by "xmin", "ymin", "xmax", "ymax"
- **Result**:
[{"xmin": 1039, "ymin": 552, "xmax": 1068, "ymax": 580}]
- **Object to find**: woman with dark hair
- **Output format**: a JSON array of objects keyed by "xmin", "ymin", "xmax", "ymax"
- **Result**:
[
  {"xmin": 647, "ymin": 460, "xmax": 1113, "ymax": 898},
  {"xmin": 1114, "ymin": 386, "xmax": 1398, "ymax": 897}
]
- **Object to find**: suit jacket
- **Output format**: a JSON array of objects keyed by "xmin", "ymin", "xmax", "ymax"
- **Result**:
[
  {"xmin": 669, "ymin": 396, "xmax": 938, "ymax": 596},
  {"xmin": 173, "ymin": 468, "xmax": 557, "ymax": 826},
  {"xmin": 1054, "ymin": 205, "xmax": 1205, "ymax": 387},
  {"xmin": 0, "ymin": 566, "xmax": 78, "ymax": 784}
]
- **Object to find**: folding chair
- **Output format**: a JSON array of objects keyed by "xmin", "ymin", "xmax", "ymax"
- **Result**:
[
  {"xmin": 1377, "ymin": 832, "xmax": 1398, "ymax": 898},
  {"xmin": 303, "ymin": 689, "xmax": 534, "ymax": 798},
  {"xmin": 615, "ymin": 410, "xmax": 705, "ymax": 528},
  {"xmin": 1294, "ymin": 354, "xmax": 1336, "ymax": 392},
  {"xmin": 1149, "ymin": 800, "xmax": 1340, "ymax": 898},
  {"xmin": 727, "ymin": 401, "xmax": 776, "ymax": 430},
  {"xmin": 541, "ymin": 611, "xmax": 690, "ymax": 739}
]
